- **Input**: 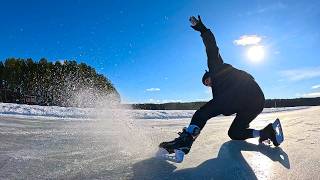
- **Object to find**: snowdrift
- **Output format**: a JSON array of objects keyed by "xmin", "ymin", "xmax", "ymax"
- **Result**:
[{"xmin": 0, "ymin": 102, "xmax": 309, "ymax": 120}]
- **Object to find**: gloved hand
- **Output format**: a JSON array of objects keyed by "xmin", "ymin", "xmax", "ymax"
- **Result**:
[{"xmin": 189, "ymin": 15, "xmax": 208, "ymax": 33}]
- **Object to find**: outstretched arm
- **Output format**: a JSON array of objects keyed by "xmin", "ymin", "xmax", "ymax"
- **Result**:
[
  {"xmin": 201, "ymin": 30, "xmax": 224, "ymax": 71},
  {"xmin": 190, "ymin": 16, "xmax": 223, "ymax": 72}
]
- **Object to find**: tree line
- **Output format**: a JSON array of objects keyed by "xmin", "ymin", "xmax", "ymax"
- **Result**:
[
  {"xmin": 0, "ymin": 58, "xmax": 120, "ymax": 107},
  {"xmin": 130, "ymin": 97, "xmax": 320, "ymax": 110}
]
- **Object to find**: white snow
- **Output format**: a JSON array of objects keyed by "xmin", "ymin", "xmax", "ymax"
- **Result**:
[
  {"xmin": 0, "ymin": 103, "xmax": 92, "ymax": 119},
  {"xmin": 0, "ymin": 102, "xmax": 309, "ymax": 120},
  {"xmin": 0, "ymin": 103, "xmax": 319, "ymax": 179}
]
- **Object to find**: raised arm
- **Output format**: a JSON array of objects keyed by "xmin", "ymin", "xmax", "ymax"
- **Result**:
[
  {"xmin": 201, "ymin": 30, "xmax": 223, "ymax": 71},
  {"xmin": 190, "ymin": 16, "xmax": 224, "ymax": 72}
]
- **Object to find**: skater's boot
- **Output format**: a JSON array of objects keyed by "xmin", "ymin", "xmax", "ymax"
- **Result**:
[
  {"xmin": 159, "ymin": 125, "xmax": 200, "ymax": 154},
  {"xmin": 259, "ymin": 123, "xmax": 279, "ymax": 146}
]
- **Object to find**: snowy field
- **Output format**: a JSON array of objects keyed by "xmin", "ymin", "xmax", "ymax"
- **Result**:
[{"xmin": 0, "ymin": 103, "xmax": 319, "ymax": 179}]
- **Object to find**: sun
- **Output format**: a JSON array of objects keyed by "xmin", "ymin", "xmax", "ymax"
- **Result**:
[{"xmin": 247, "ymin": 45, "xmax": 265, "ymax": 63}]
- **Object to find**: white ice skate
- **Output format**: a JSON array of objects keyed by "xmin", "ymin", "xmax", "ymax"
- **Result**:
[
  {"xmin": 155, "ymin": 148, "xmax": 185, "ymax": 163},
  {"xmin": 272, "ymin": 118, "xmax": 284, "ymax": 146}
]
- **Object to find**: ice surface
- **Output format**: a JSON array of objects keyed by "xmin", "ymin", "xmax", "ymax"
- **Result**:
[{"xmin": 0, "ymin": 103, "xmax": 319, "ymax": 179}]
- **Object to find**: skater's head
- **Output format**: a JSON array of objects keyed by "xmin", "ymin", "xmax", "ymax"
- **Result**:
[{"xmin": 202, "ymin": 71, "xmax": 212, "ymax": 87}]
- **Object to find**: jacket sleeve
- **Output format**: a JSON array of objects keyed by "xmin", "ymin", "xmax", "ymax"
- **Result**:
[{"xmin": 200, "ymin": 30, "xmax": 224, "ymax": 72}]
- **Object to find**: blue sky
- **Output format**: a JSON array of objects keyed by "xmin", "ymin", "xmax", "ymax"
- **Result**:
[{"xmin": 0, "ymin": 0, "xmax": 319, "ymax": 103}]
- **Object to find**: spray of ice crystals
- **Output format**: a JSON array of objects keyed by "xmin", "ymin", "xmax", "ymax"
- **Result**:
[{"xmin": 69, "ymin": 87, "xmax": 154, "ymax": 160}]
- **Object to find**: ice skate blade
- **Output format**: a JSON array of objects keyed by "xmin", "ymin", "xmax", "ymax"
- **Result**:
[
  {"xmin": 272, "ymin": 118, "xmax": 284, "ymax": 145},
  {"xmin": 155, "ymin": 148, "xmax": 185, "ymax": 163}
]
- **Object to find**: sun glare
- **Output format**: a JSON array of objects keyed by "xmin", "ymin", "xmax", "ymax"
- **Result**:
[{"xmin": 247, "ymin": 45, "xmax": 265, "ymax": 63}]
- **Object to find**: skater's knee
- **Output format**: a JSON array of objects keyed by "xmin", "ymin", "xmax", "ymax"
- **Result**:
[
  {"xmin": 228, "ymin": 128, "xmax": 242, "ymax": 140},
  {"xmin": 228, "ymin": 130, "xmax": 237, "ymax": 140}
]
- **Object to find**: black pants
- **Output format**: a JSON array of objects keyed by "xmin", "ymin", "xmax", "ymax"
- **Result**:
[{"xmin": 189, "ymin": 89, "xmax": 265, "ymax": 140}]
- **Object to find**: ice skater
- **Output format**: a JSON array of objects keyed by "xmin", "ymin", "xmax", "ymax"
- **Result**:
[{"xmin": 158, "ymin": 16, "xmax": 283, "ymax": 163}]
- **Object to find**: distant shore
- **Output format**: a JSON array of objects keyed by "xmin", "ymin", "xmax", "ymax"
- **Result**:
[{"xmin": 129, "ymin": 97, "xmax": 320, "ymax": 110}]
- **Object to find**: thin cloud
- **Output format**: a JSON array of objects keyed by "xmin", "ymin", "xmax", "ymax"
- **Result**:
[
  {"xmin": 148, "ymin": 99, "xmax": 182, "ymax": 103},
  {"xmin": 196, "ymin": 98, "xmax": 207, "ymax": 102},
  {"xmin": 149, "ymin": 99, "xmax": 161, "ymax": 103},
  {"xmin": 246, "ymin": 2, "xmax": 287, "ymax": 16},
  {"xmin": 311, "ymin": 84, "xmax": 320, "ymax": 89},
  {"xmin": 146, "ymin": 88, "xmax": 160, "ymax": 92},
  {"xmin": 233, "ymin": 35, "xmax": 262, "ymax": 46},
  {"xmin": 163, "ymin": 99, "xmax": 183, "ymax": 103},
  {"xmin": 280, "ymin": 67, "xmax": 320, "ymax": 81},
  {"xmin": 301, "ymin": 92, "xmax": 320, "ymax": 98}
]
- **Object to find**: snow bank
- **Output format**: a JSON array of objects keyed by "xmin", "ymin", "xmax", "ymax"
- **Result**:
[
  {"xmin": 0, "ymin": 103, "xmax": 309, "ymax": 120},
  {"xmin": 0, "ymin": 103, "xmax": 92, "ymax": 119}
]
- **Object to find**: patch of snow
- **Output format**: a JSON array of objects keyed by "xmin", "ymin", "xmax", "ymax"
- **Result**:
[{"xmin": 0, "ymin": 103, "xmax": 309, "ymax": 120}]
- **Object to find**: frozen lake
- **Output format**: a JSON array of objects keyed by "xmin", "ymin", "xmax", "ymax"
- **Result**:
[{"xmin": 0, "ymin": 104, "xmax": 319, "ymax": 179}]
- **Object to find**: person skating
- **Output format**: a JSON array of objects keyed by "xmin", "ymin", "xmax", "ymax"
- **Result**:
[{"xmin": 158, "ymin": 16, "xmax": 283, "ymax": 162}]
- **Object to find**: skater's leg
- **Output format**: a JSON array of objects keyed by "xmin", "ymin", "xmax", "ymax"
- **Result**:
[
  {"xmin": 228, "ymin": 85, "xmax": 265, "ymax": 140},
  {"xmin": 189, "ymin": 99, "xmax": 222, "ymax": 130},
  {"xmin": 228, "ymin": 110, "xmax": 261, "ymax": 140},
  {"xmin": 252, "ymin": 129, "xmax": 261, "ymax": 138},
  {"xmin": 159, "ymin": 100, "xmax": 221, "ymax": 155}
]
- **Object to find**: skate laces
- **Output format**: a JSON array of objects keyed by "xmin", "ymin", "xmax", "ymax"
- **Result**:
[
  {"xmin": 177, "ymin": 128, "xmax": 186, "ymax": 135},
  {"xmin": 177, "ymin": 131, "xmax": 185, "ymax": 136},
  {"xmin": 174, "ymin": 128, "xmax": 189, "ymax": 141}
]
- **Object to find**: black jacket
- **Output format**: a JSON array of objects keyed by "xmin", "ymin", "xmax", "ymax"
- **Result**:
[{"xmin": 201, "ymin": 30, "xmax": 265, "ymax": 113}]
